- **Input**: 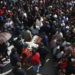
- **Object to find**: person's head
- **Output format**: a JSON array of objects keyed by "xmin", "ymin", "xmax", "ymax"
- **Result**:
[
  {"xmin": 11, "ymin": 47, "xmax": 17, "ymax": 53},
  {"xmin": 32, "ymin": 50, "xmax": 36, "ymax": 55}
]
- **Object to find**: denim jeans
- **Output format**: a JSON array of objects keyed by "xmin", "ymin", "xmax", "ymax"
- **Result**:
[{"xmin": 32, "ymin": 64, "xmax": 41, "ymax": 73}]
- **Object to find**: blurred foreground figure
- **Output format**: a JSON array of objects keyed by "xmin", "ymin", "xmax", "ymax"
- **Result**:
[{"xmin": 13, "ymin": 62, "xmax": 27, "ymax": 75}]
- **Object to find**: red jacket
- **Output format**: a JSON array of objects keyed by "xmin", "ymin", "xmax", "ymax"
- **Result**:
[
  {"xmin": 58, "ymin": 60, "xmax": 68, "ymax": 69},
  {"xmin": 0, "ymin": 9, "xmax": 4, "ymax": 16},
  {"xmin": 22, "ymin": 48, "xmax": 32, "ymax": 59},
  {"xmin": 31, "ymin": 52, "xmax": 41, "ymax": 65},
  {"xmin": 2, "ymin": 6, "xmax": 7, "ymax": 12}
]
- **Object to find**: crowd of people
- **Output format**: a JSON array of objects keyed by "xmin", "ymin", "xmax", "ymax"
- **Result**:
[{"xmin": 0, "ymin": 0, "xmax": 75, "ymax": 75}]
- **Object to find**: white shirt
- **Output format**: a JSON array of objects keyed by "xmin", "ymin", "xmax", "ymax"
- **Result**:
[{"xmin": 36, "ymin": 17, "xmax": 43, "ymax": 30}]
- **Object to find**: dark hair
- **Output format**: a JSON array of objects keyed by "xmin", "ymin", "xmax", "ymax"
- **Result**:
[
  {"xmin": 11, "ymin": 47, "xmax": 17, "ymax": 53},
  {"xmin": 32, "ymin": 49, "xmax": 36, "ymax": 55}
]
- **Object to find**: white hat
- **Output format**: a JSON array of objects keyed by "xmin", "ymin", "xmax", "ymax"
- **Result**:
[
  {"xmin": 48, "ymin": 5, "xmax": 53, "ymax": 8},
  {"xmin": 8, "ymin": 10, "xmax": 11, "ymax": 13},
  {"xmin": 66, "ymin": 26, "xmax": 69, "ymax": 29},
  {"xmin": 23, "ymin": 13, "xmax": 27, "ymax": 18},
  {"xmin": 53, "ymin": 14, "xmax": 58, "ymax": 18}
]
